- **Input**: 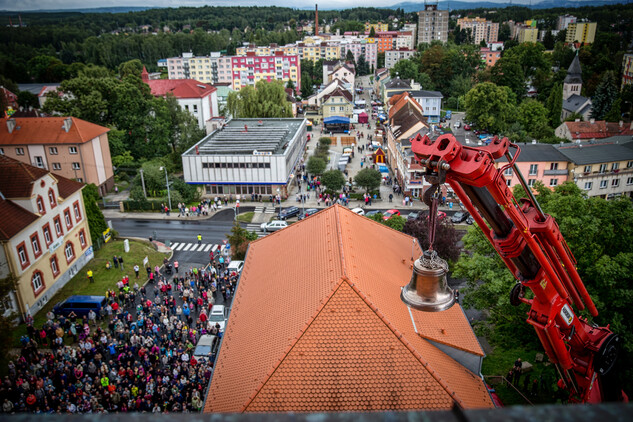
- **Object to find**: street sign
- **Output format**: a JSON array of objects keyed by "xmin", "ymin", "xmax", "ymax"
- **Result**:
[{"xmin": 236, "ymin": 200, "xmax": 240, "ymax": 208}]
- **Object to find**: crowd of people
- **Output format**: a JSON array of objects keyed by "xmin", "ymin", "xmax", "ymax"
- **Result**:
[{"xmin": 1, "ymin": 256, "xmax": 240, "ymax": 414}]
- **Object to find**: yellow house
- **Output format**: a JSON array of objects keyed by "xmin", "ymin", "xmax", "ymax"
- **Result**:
[
  {"xmin": 0, "ymin": 155, "xmax": 93, "ymax": 319},
  {"xmin": 320, "ymin": 88, "xmax": 353, "ymax": 120}
]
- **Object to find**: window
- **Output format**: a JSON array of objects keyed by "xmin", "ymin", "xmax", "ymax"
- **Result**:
[
  {"xmin": 64, "ymin": 242, "xmax": 75, "ymax": 263},
  {"xmin": 612, "ymin": 162, "xmax": 619, "ymax": 171},
  {"xmin": 34, "ymin": 156, "xmax": 44, "ymax": 168},
  {"xmin": 550, "ymin": 163, "xmax": 559, "ymax": 170},
  {"xmin": 72, "ymin": 163, "xmax": 81, "ymax": 170},
  {"xmin": 79, "ymin": 229, "xmax": 87, "ymax": 248},
  {"xmin": 529, "ymin": 164, "xmax": 538, "ymax": 175},
  {"xmin": 506, "ymin": 179, "xmax": 512, "ymax": 186},
  {"xmin": 69, "ymin": 146, "xmax": 78, "ymax": 154},
  {"xmin": 73, "ymin": 201, "xmax": 82, "ymax": 222},
  {"xmin": 584, "ymin": 165, "xmax": 592, "ymax": 173},
  {"xmin": 32, "ymin": 271, "xmax": 44, "ymax": 295},
  {"xmin": 599, "ymin": 164, "xmax": 607, "ymax": 173},
  {"xmin": 0, "ymin": 147, "xmax": 3, "ymax": 155},
  {"xmin": 64, "ymin": 208, "xmax": 73, "ymax": 229},
  {"xmin": 36, "ymin": 195, "xmax": 45, "ymax": 215},
  {"xmin": 50, "ymin": 255, "xmax": 59, "ymax": 277},
  {"xmin": 627, "ymin": 161, "xmax": 633, "ymax": 168},
  {"xmin": 17, "ymin": 242, "xmax": 30, "ymax": 269},
  {"xmin": 612, "ymin": 179, "xmax": 620, "ymax": 187},
  {"xmin": 600, "ymin": 180, "xmax": 608, "ymax": 189},
  {"xmin": 528, "ymin": 179, "xmax": 536, "ymax": 187},
  {"xmin": 42, "ymin": 224, "xmax": 52, "ymax": 247},
  {"xmin": 76, "ymin": 178, "xmax": 83, "ymax": 183},
  {"xmin": 30, "ymin": 233, "xmax": 42, "ymax": 259},
  {"xmin": 54, "ymin": 216, "xmax": 63, "ymax": 236},
  {"xmin": 193, "ymin": 105, "xmax": 198, "ymax": 113},
  {"xmin": 52, "ymin": 163, "xmax": 61, "ymax": 170},
  {"xmin": 48, "ymin": 188, "xmax": 56, "ymax": 208},
  {"xmin": 49, "ymin": 147, "xmax": 58, "ymax": 155},
  {"xmin": 627, "ymin": 177, "xmax": 633, "ymax": 186},
  {"xmin": 504, "ymin": 167, "xmax": 513, "ymax": 176},
  {"xmin": 550, "ymin": 179, "xmax": 558, "ymax": 187},
  {"xmin": 16, "ymin": 147, "xmax": 24, "ymax": 155},
  {"xmin": 584, "ymin": 182, "xmax": 593, "ymax": 190}
]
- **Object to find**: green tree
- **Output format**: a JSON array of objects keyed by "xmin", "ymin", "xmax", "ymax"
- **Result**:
[
  {"xmin": 390, "ymin": 58, "xmax": 419, "ymax": 81},
  {"xmin": 604, "ymin": 97, "xmax": 622, "ymax": 122},
  {"xmin": 300, "ymin": 72, "xmax": 313, "ymax": 98},
  {"xmin": 464, "ymin": 82, "xmax": 516, "ymax": 133},
  {"xmin": 0, "ymin": 273, "xmax": 18, "ymax": 358},
  {"xmin": 226, "ymin": 222, "xmax": 258, "ymax": 260},
  {"xmin": 17, "ymin": 90, "xmax": 38, "ymax": 109},
  {"xmin": 82, "ymin": 184, "xmax": 108, "ymax": 245},
  {"xmin": 377, "ymin": 51, "xmax": 385, "ymax": 69},
  {"xmin": 307, "ymin": 156, "xmax": 327, "ymax": 176},
  {"xmin": 118, "ymin": 59, "xmax": 144, "ymax": 78},
  {"xmin": 491, "ymin": 57, "xmax": 526, "ymax": 99},
  {"xmin": 545, "ymin": 82, "xmax": 563, "ymax": 127},
  {"xmin": 321, "ymin": 170, "xmax": 346, "ymax": 192},
  {"xmin": 226, "ymin": 80, "xmax": 292, "ymax": 118},
  {"xmin": 591, "ymin": 71, "xmax": 619, "ymax": 120},
  {"xmin": 517, "ymin": 99, "xmax": 553, "ymax": 140},
  {"xmin": 403, "ymin": 213, "xmax": 460, "ymax": 263},
  {"xmin": 369, "ymin": 26, "xmax": 376, "ymax": 38},
  {"xmin": 354, "ymin": 168, "xmax": 382, "ymax": 193}
]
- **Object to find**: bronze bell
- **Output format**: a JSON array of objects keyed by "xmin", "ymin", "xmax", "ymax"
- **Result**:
[{"xmin": 401, "ymin": 250, "xmax": 455, "ymax": 312}]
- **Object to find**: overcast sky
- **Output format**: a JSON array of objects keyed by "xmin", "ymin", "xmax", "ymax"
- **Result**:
[{"xmin": 0, "ymin": 0, "xmax": 551, "ymax": 12}]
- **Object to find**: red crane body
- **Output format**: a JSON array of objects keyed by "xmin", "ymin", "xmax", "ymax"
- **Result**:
[{"xmin": 411, "ymin": 133, "xmax": 625, "ymax": 403}]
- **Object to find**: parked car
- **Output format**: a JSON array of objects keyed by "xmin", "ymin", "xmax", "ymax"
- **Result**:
[
  {"xmin": 351, "ymin": 207, "xmax": 365, "ymax": 216},
  {"xmin": 464, "ymin": 124, "xmax": 471, "ymax": 131},
  {"xmin": 298, "ymin": 208, "xmax": 319, "ymax": 219},
  {"xmin": 193, "ymin": 334, "xmax": 219, "ymax": 362},
  {"xmin": 451, "ymin": 211, "xmax": 470, "ymax": 224},
  {"xmin": 278, "ymin": 206, "xmax": 300, "ymax": 220},
  {"xmin": 53, "ymin": 295, "xmax": 107, "ymax": 318},
  {"xmin": 365, "ymin": 210, "xmax": 381, "ymax": 218},
  {"xmin": 383, "ymin": 209, "xmax": 401, "ymax": 220},
  {"xmin": 261, "ymin": 220, "xmax": 288, "ymax": 232},
  {"xmin": 407, "ymin": 211, "xmax": 420, "ymax": 220},
  {"xmin": 209, "ymin": 305, "xmax": 229, "ymax": 333},
  {"xmin": 466, "ymin": 215, "xmax": 475, "ymax": 225},
  {"xmin": 227, "ymin": 260, "xmax": 244, "ymax": 274},
  {"xmin": 454, "ymin": 121, "xmax": 461, "ymax": 128},
  {"xmin": 427, "ymin": 211, "xmax": 447, "ymax": 220}
]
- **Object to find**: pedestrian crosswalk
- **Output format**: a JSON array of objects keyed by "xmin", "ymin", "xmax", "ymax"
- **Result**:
[
  {"xmin": 254, "ymin": 206, "xmax": 266, "ymax": 213},
  {"xmin": 246, "ymin": 223, "xmax": 266, "ymax": 237},
  {"xmin": 169, "ymin": 241, "xmax": 265, "ymax": 254}
]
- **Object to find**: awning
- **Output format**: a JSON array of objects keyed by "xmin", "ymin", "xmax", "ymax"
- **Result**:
[{"xmin": 324, "ymin": 116, "xmax": 350, "ymax": 125}]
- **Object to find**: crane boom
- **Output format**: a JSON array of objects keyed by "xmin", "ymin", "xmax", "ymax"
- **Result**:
[{"xmin": 411, "ymin": 133, "xmax": 625, "ymax": 403}]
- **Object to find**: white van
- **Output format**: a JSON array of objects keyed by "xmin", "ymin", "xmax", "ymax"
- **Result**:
[{"xmin": 227, "ymin": 260, "xmax": 244, "ymax": 273}]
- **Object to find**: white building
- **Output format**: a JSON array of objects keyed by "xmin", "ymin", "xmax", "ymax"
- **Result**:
[
  {"xmin": 182, "ymin": 118, "xmax": 309, "ymax": 197},
  {"xmin": 385, "ymin": 49, "xmax": 416, "ymax": 69}
]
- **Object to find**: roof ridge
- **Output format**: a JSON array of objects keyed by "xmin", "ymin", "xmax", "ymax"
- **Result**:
[
  {"xmin": 333, "ymin": 205, "xmax": 348, "ymax": 280},
  {"xmin": 343, "ymin": 278, "xmax": 465, "ymax": 408},
  {"xmin": 240, "ymin": 276, "xmax": 347, "ymax": 412}
]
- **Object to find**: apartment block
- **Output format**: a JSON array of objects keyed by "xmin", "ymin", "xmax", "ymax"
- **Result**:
[
  {"xmin": 231, "ymin": 52, "xmax": 301, "ymax": 92},
  {"xmin": 340, "ymin": 39, "xmax": 378, "ymax": 70},
  {"xmin": 517, "ymin": 26, "xmax": 539, "ymax": 43},
  {"xmin": 557, "ymin": 14, "xmax": 577, "ymax": 30},
  {"xmin": 385, "ymin": 49, "xmax": 416, "ymax": 69},
  {"xmin": 456, "ymin": 17, "xmax": 499, "ymax": 44},
  {"xmin": 622, "ymin": 54, "xmax": 633, "ymax": 89},
  {"xmin": 0, "ymin": 117, "xmax": 113, "ymax": 196},
  {"xmin": 417, "ymin": 4, "xmax": 449, "ymax": 44},
  {"xmin": 365, "ymin": 22, "xmax": 389, "ymax": 33},
  {"xmin": 565, "ymin": 22, "xmax": 597, "ymax": 44},
  {"xmin": 480, "ymin": 48, "xmax": 501, "ymax": 68}
]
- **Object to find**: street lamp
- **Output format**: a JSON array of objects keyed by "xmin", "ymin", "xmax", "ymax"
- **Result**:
[
  {"xmin": 159, "ymin": 166, "xmax": 172, "ymax": 212},
  {"xmin": 276, "ymin": 188, "xmax": 281, "ymax": 218}
]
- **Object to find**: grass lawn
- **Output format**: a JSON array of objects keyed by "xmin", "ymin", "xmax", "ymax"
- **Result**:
[
  {"xmin": 12, "ymin": 239, "xmax": 169, "ymax": 344},
  {"xmin": 236, "ymin": 212, "xmax": 254, "ymax": 223},
  {"xmin": 482, "ymin": 345, "xmax": 560, "ymax": 406}
]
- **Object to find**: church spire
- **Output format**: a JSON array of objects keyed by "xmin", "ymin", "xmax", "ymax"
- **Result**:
[{"xmin": 141, "ymin": 66, "xmax": 149, "ymax": 83}]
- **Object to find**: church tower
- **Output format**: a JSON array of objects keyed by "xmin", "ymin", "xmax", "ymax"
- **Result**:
[{"xmin": 563, "ymin": 53, "xmax": 582, "ymax": 101}]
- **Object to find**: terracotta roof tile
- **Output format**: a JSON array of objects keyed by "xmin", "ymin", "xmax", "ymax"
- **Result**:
[
  {"xmin": 56, "ymin": 176, "xmax": 84, "ymax": 199},
  {"xmin": 0, "ymin": 197, "xmax": 38, "ymax": 241},
  {"xmin": 0, "ymin": 154, "xmax": 49, "ymax": 198},
  {"xmin": 146, "ymin": 79, "xmax": 217, "ymax": 99},
  {"xmin": 0, "ymin": 117, "xmax": 109, "ymax": 145},
  {"xmin": 204, "ymin": 206, "xmax": 493, "ymax": 413},
  {"xmin": 411, "ymin": 306, "xmax": 484, "ymax": 356}
]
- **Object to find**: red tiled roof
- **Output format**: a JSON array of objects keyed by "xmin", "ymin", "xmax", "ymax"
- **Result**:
[
  {"xmin": 0, "ymin": 154, "xmax": 49, "ymax": 198},
  {"xmin": 0, "ymin": 117, "xmax": 109, "ymax": 145},
  {"xmin": 321, "ymin": 87, "xmax": 353, "ymax": 103},
  {"xmin": 0, "ymin": 197, "xmax": 38, "ymax": 241},
  {"xmin": 146, "ymin": 79, "xmax": 217, "ymax": 99},
  {"xmin": 205, "ymin": 205, "xmax": 492, "ymax": 413},
  {"xmin": 56, "ymin": 176, "xmax": 84, "ymax": 199},
  {"xmin": 563, "ymin": 120, "xmax": 631, "ymax": 139}
]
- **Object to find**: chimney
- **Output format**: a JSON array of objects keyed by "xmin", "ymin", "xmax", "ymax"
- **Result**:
[
  {"xmin": 6, "ymin": 118, "xmax": 16, "ymax": 134},
  {"xmin": 315, "ymin": 4, "xmax": 319, "ymax": 36},
  {"xmin": 590, "ymin": 118, "xmax": 595, "ymax": 124},
  {"xmin": 62, "ymin": 117, "xmax": 72, "ymax": 133},
  {"xmin": 575, "ymin": 119, "xmax": 580, "ymax": 122}
]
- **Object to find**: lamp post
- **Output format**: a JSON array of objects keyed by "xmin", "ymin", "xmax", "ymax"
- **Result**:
[
  {"xmin": 159, "ymin": 166, "xmax": 172, "ymax": 211},
  {"xmin": 276, "ymin": 188, "xmax": 281, "ymax": 218}
]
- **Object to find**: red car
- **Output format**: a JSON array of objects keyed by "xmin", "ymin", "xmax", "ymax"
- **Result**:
[
  {"xmin": 427, "ymin": 211, "xmax": 447, "ymax": 220},
  {"xmin": 383, "ymin": 209, "xmax": 401, "ymax": 220},
  {"xmin": 464, "ymin": 124, "xmax": 471, "ymax": 131}
]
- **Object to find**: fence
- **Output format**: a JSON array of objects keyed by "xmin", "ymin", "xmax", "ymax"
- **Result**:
[{"xmin": 122, "ymin": 200, "xmax": 166, "ymax": 212}]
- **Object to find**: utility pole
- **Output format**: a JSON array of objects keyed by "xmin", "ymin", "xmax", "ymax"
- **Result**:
[
  {"xmin": 160, "ymin": 167, "xmax": 172, "ymax": 211},
  {"xmin": 139, "ymin": 169, "xmax": 147, "ymax": 199}
]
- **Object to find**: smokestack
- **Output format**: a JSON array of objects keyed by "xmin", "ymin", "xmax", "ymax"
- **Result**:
[{"xmin": 315, "ymin": 4, "xmax": 319, "ymax": 36}]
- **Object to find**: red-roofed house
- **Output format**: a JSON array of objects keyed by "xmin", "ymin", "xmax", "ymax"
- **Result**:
[
  {"xmin": 0, "ymin": 155, "xmax": 93, "ymax": 319},
  {"xmin": 205, "ymin": 205, "xmax": 493, "ymax": 413},
  {"xmin": 142, "ymin": 68, "xmax": 218, "ymax": 132},
  {"xmin": 0, "ymin": 117, "xmax": 113, "ymax": 196},
  {"xmin": 555, "ymin": 119, "xmax": 633, "ymax": 141}
]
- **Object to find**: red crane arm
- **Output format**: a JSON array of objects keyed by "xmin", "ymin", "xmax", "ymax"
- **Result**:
[{"xmin": 411, "ymin": 133, "xmax": 625, "ymax": 404}]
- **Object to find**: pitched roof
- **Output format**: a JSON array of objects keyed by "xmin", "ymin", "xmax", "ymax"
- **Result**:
[
  {"xmin": 146, "ymin": 79, "xmax": 217, "ymax": 99},
  {"xmin": 556, "ymin": 142, "xmax": 633, "ymax": 165},
  {"xmin": 0, "ymin": 197, "xmax": 38, "ymax": 241},
  {"xmin": 562, "ymin": 94, "xmax": 591, "ymax": 114},
  {"xmin": 205, "ymin": 206, "xmax": 491, "ymax": 413},
  {"xmin": 0, "ymin": 117, "xmax": 109, "ymax": 145},
  {"xmin": 389, "ymin": 95, "xmax": 428, "ymax": 139},
  {"xmin": 564, "ymin": 54, "xmax": 583, "ymax": 84},
  {"xmin": 0, "ymin": 154, "xmax": 49, "ymax": 198},
  {"xmin": 559, "ymin": 120, "xmax": 628, "ymax": 140},
  {"xmin": 409, "ymin": 90, "xmax": 444, "ymax": 99},
  {"xmin": 385, "ymin": 77, "xmax": 412, "ymax": 89},
  {"xmin": 498, "ymin": 143, "xmax": 569, "ymax": 163},
  {"xmin": 321, "ymin": 87, "xmax": 353, "ymax": 103}
]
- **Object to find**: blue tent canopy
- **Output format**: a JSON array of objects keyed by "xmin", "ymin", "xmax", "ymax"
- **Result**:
[{"xmin": 324, "ymin": 116, "xmax": 350, "ymax": 125}]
